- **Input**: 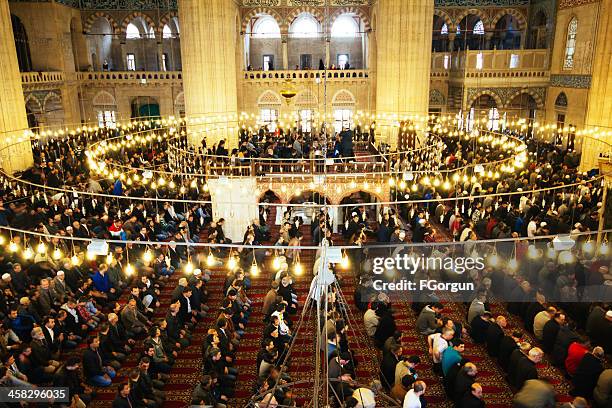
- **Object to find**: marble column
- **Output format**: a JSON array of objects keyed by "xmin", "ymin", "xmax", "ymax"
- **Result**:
[
  {"xmin": 581, "ymin": 0, "xmax": 612, "ymax": 172},
  {"xmin": 178, "ymin": 0, "xmax": 239, "ymax": 149},
  {"xmin": 375, "ymin": 0, "xmax": 434, "ymax": 149},
  {"xmin": 0, "ymin": 0, "xmax": 33, "ymax": 173},
  {"xmin": 281, "ymin": 34, "xmax": 288, "ymax": 70},
  {"xmin": 448, "ymin": 33, "xmax": 456, "ymax": 52}
]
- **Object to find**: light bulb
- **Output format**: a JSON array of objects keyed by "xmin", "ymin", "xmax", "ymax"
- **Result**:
[
  {"xmin": 250, "ymin": 264, "xmax": 259, "ymax": 276},
  {"xmin": 227, "ymin": 257, "xmax": 237, "ymax": 271},
  {"xmin": 9, "ymin": 242, "xmax": 18, "ymax": 252},
  {"xmin": 273, "ymin": 257, "xmax": 281, "ymax": 270},
  {"xmin": 600, "ymin": 242, "xmax": 610, "ymax": 255},
  {"xmin": 125, "ymin": 263, "xmax": 135, "ymax": 275},
  {"xmin": 71, "ymin": 254, "xmax": 80, "ymax": 266},
  {"xmin": 106, "ymin": 253, "xmax": 113, "ymax": 264},
  {"xmin": 583, "ymin": 241, "xmax": 595, "ymax": 254},
  {"xmin": 143, "ymin": 249, "xmax": 152, "ymax": 263},
  {"xmin": 184, "ymin": 262, "xmax": 194, "ymax": 274},
  {"xmin": 487, "ymin": 253, "xmax": 500, "ymax": 268},
  {"xmin": 37, "ymin": 242, "xmax": 46, "ymax": 254},
  {"xmin": 546, "ymin": 247, "xmax": 556, "ymax": 259},
  {"xmin": 0, "ymin": 236, "xmax": 5, "ymax": 245},
  {"xmin": 52, "ymin": 248, "xmax": 62, "ymax": 260},
  {"xmin": 508, "ymin": 258, "xmax": 518, "ymax": 271},
  {"xmin": 206, "ymin": 253, "xmax": 215, "ymax": 266},
  {"xmin": 527, "ymin": 245, "xmax": 538, "ymax": 259},
  {"xmin": 86, "ymin": 251, "xmax": 96, "ymax": 261},
  {"xmin": 23, "ymin": 247, "xmax": 33, "ymax": 260},
  {"xmin": 294, "ymin": 263, "xmax": 303, "ymax": 275},
  {"xmin": 340, "ymin": 256, "xmax": 349, "ymax": 269}
]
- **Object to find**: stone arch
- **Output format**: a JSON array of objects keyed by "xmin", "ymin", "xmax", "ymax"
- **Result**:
[
  {"xmin": 257, "ymin": 90, "xmax": 282, "ymax": 107},
  {"xmin": 455, "ymin": 9, "xmax": 489, "ymax": 31},
  {"xmin": 42, "ymin": 92, "xmax": 62, "ymax": 113},
  {"xmin": 258, "ymin": 189, "xmax": 282, "ymax": 203},
  {"xmin": 329, "ymin": 7, "xmax": 371, "ymax": 31},
  {"xmin": 555, "ymin": 91, "xmax": 568, "ymax": 108},
  {"xmin": 242, "ymin": 8, "xmax": 284, "ymax": 33},
  {"xmin": 332, "ymin": 89, "xmax": 356, "ymax": 107},
  {"xmin": 83, "ymin": 12, "xmax": 120, "ymax": 35},
  {"xmin": 433, "ymin": 9, "xmax": 453, "ymax": 30},
  {"xmin": 467, "ymin": 90, "xmax": 503, "ymax": 110},
  {"xmin": 339, "ymin": 188, "xmax": 384, "ymax": 205},
  {"xmin": 504, "ymin": 90, "xmax": 543, "ymax": 109},
  {"xmin": 121, "ymin": 11, "xmax": 156, "ymax": 37},
  {"xmin": 429, "ymin": 89, "xmax": 446, "ymax": 106},
  {"xmin": 174, "ymin": 92, "xmax": 184, "ymax": 108},
  {"xmin": 158, "ymin": 11, "xmax": 178, "ymax": 33},
  {"xmin": 286, "ymin": 7, "xmax": 325, "ymax": 30},
  {"xmin": 489, "ymin": 8, "xmax": 527, "ymax": 32},
  {"xmin": 24, "ymin": 94, "xmax": 43, "ymax": 113},
  {"xmin": 92, "ymin": 90, "xmax": 116, "ymax": 107}
]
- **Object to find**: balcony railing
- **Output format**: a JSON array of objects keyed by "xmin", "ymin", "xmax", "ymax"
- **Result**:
[
  {"xmin": 431, "ymin": 49, "xmax": 550, "ymax": 78},
  {"xmin": 243, "ymin": 69, "xmax": 370, "ymax": 82},
  {"xmin": 76, "ymin": 71, "xmax": 183, "ymax": 83},
  {"xmin": 20, "ymin": 71, "xmax": 65, "ymax": 84}
]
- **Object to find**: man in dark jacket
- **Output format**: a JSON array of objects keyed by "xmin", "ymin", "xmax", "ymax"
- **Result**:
[
  {"xmin": 485, "ymin": 316, "xmax": 506, "ymax": 357},
  {"xmin": 498, "ymin": 331, "xmax": 522, "ymax": 370},
  {"xmin": 542, "ymin": 312, "xmax": 565, "ymax": 353},
  {"xmin": 454, "ymin": 363, "xmax": 478, "ymax": 404},
  {"xmin": 461, "ymin": 383, "xmax": 486, "ymax": 408},
  {"xmin": 552, "ymin": 324, "xmax": 580, "ymax": 367},
  {"xmin": 112, "ymin": 382, "xmax": 134, "ymax": 408},
  {"xmin": 572, "ymin": 346, "xmax": 605, "ymax": 398},
  {"xmin": 380, "ymin": 344, "xmax": 402, "ymax": 389},
  {"xmin": 512, "ymin": 347, "xmax": 542, "ymax": 389},
  {"xmin": 82, "ymin": 336, "xmax": 116, "ymax": 387},
  {"xmin": 469, "ymin": 312, "xmax": 492, "ymax": 344}
]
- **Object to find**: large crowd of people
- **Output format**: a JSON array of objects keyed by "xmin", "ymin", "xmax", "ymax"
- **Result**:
[{"xmin": 0, "ymin": 120, "xmax": 608, "ymax": 408}]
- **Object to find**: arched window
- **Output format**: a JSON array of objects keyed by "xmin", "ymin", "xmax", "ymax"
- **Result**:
[
  {"xmin": 555, "ymin": 92, "xmax": 568, "ymax": 108},
  {"xmin": 564, "ymin": 17, "xmax": 578, "ymax": 69},
  {"xmin": 331, "ymin": 14, "xmax": 359, "ymax": 38},
  {"xmin": 440, "ymin": 23, "xmax": 448, "ymax": 35},
  {"xmin": 253, "ymin": 16, "xmax": 281, "ymax": 38},
  {"xmin": 474, "ymin": 20, "xmax": 485, "ymax": 35},
  {"xmin": 162, "ymin": 24, "xmax": 172, "ymax": 39},
  {"xmin": 290, "ymin": 13, "xmax": 319, "ymax": 38},
  {"xmin": 126, "ymin": 23, "xmax": 140, "ymax": 39}
]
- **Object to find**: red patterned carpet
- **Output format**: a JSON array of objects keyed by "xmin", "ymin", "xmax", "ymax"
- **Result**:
[{"xmin": 87, "ymin": 213, "xmax": 575, "ymax": 407}]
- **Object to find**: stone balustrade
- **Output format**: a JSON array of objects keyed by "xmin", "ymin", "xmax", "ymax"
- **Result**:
[
  {"xmin": 242, "ymin": 69, "xmax": 370, "ymax": 83},
  {"xmin": 20, "ymin": 71, "xmax": 65, "ymax": 85},
  {"xmin": 76, "ymin": 71, "xmax": 183, "ymax": 83}
]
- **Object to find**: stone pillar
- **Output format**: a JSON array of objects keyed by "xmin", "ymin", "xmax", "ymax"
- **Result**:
[
  {"xmin": 448, "ymin": 33, "xmax": 455, "ymax": 52},
  {"xmin": 325, "ymin": 38, "xmax": 331, "ymax": 68},
  {"xmin": 0, "ymin": 0, "xmax": 33, "ymax": 173},
  {"xmin": 179, "ymin": 0, "xmax": 239, "ymax": 149},
  {"xmin": 157, "ymin": 42, "xmax": 165, "ymax": 71},
  {"xmin": 580, "ymin": 0, "xmax": 612, "ymax": 172},
  {"xmin": 120, "ymin": 42, "xmax": 127, "ymax": 70},
  {"xmin": 485, "ymin": 32, "xmax": 494, "ymax": 50},
  {"xmin": 282, "ymin": 34, "xmax": 288, "ymax": 70},
  {"xmin": 375, "ymin": 0, "xmax": 434, "ymax": 150}
]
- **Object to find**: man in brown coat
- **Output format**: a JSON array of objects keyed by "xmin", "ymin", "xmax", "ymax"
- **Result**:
[{"xmin": 262, "ymin": 281, "xmax": 279, "ymax": 319}]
